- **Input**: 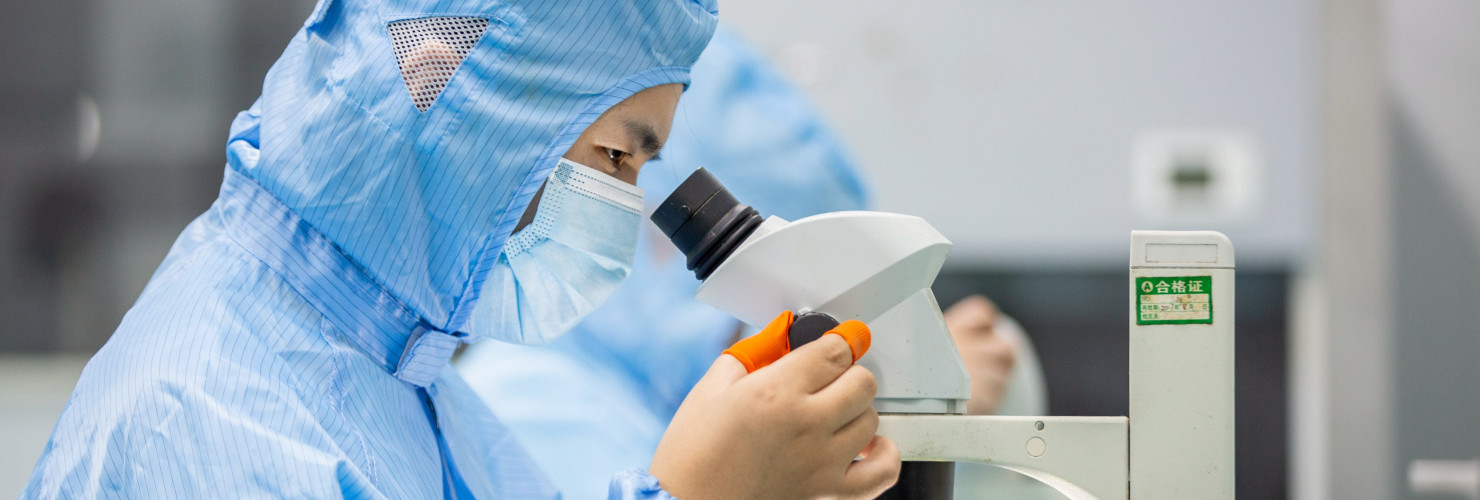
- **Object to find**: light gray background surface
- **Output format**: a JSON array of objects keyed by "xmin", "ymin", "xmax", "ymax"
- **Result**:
[{"xmin": 717, "ymin": 0, "xmax": 1315, "ymax": 268}]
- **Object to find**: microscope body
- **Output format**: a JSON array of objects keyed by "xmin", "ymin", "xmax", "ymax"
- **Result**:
[
  {"xmin": 648, "ymin": 167, "xmax": 973, "ymax": 499},
  {"xmin": 693, "ymin": 211, "xmax": 972, "ymax": 415},
  {"xmin": 690, "ymin": 210, "xmax": 970, "ymax": 500}
]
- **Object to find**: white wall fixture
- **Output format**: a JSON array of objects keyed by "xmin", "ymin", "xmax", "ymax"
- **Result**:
[
  {"xmin": 1409, "ymin": 459, "xmax": 1480, "ymax": 499},
  {"xmin": 1132, "ymin": 130, "xmax": 1263, "ymax": 225}
]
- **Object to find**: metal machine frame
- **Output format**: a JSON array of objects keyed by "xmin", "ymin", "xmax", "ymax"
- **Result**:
[{"xmin": 877, "ymin": 231, "xmax": 1237, "ymax": 499}]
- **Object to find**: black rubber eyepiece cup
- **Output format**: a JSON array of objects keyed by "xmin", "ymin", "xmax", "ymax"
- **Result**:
[{"xmin": 650, "ymin": 168, "xmax": 764, "ymax": 280}]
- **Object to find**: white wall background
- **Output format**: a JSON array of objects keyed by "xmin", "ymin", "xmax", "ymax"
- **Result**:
[{"xmin": 720, "ymin": 0, "xmax": 1316, "ymax": 268}]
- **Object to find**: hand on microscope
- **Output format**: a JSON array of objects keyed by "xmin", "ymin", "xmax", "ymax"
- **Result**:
[
  {"xmin": 650, "ymin": 312, "xmax": 901, "ymax": 500},
  {"xmin": 944, "ymin": 295, "xmax": 1018, "ymax": 415}
]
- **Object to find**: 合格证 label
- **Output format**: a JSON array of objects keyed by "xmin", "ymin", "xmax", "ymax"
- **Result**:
[{"xmin": 1136, "ymin": 276, "xmax": 1212, "ymax": 325}]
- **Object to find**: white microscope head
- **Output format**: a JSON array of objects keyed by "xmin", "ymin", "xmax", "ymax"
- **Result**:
[{"xmin": 651, "ymin": 168, "xmax": 972, "ymax": 414}]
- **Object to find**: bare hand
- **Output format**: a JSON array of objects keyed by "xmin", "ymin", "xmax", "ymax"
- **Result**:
[
  {"xmin": 650, "ymin": 334, "xmax": 901, "ymax": 499},
  {"xmin": 944, "ymin": 295, "xmax": 1017, "ymax": 415}
]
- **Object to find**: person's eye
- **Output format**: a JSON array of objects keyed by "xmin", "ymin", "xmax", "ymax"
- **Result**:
[{"xmin": 605, "ymin": 148, "xmax": 630, "ymax": 168}]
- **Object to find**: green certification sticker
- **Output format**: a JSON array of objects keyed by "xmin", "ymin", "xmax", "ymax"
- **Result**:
[{"xmin": 1136, "ymin": 276, "xmax": 1213, "ymax": 325}]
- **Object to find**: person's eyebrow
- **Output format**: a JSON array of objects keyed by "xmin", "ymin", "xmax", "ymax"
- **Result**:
[{"xmin": 624, "ymin": 120, "xmax": 664, "ymax": 159}]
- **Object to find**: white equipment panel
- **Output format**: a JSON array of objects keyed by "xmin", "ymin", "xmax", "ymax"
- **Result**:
[{"xmin": 878, "ymin": 230, "xmax": 1236, "ymax": 499}]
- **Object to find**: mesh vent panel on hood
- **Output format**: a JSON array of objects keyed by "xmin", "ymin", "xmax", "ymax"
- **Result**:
[{"xmin": 388, "ymin": 16, "xmax": 490, "ymax": 112}]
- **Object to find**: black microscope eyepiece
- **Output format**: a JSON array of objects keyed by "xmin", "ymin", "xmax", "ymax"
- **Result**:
[{"xmin": 650, "ymin": 168, "xmax": 764, "ymax": 280}]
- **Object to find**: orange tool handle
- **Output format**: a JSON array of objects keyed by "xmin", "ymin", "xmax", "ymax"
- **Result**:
[{"xmin": 723, "ymin": 311, "xmax": 871, "ymax": 373}]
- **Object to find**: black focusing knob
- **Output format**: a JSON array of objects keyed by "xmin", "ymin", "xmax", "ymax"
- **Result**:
[{"xmin": 788, "ymin": 311, "xmax": 841, "ymax": 350}]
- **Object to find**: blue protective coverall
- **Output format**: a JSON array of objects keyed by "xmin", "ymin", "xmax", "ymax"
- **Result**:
[
  {"xmin": 23, "ymin": 0, "xmax": 716, "ymax": 498},
  {"xmin": 458, "ymin": 27, "xmax": 871, "ymax": 500}
]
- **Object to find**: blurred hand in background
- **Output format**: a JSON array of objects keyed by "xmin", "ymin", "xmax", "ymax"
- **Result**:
[{"xmin": 945, "ymin": 295, "xmax": 1017, "ymax": 416}]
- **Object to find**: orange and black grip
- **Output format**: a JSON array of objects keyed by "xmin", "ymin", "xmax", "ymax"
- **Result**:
[{"xmin": 723, "ymin": 311, "xmax": 871, "ymax": 373}]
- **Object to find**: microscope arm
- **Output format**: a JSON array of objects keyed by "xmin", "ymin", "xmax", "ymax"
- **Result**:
[{"xmin": 878, "ymin": 415, "xmax": 1128, "ymax": 500}]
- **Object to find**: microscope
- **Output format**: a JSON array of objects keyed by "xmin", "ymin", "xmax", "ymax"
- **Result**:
[{"xmin": 651, "ymin": 168, "xmax": 1235, "ymax": 499}]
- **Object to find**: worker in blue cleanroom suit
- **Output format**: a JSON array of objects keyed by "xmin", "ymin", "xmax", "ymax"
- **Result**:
[
  {"xmin": 23, "ymin": 2, "xmax": 902, "ymax": 499},
  {"xmin": 459, "ymin": 27, "xmax": 1053, "ymax": 500}
]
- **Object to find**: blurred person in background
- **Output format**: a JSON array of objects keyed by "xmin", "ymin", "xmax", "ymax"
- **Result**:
[
  {"xmin": 22, "ymin": 2, "xmax": 905, "ymax": 499},
  {"xmin": 459, "ymin": 27, "xmax": 1052, "ymax": 500}
]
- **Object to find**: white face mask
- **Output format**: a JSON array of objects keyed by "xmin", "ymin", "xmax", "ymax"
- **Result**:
[{"xmin": 465, "ymin": 158, "xmax": 645, "ymax": 345}]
